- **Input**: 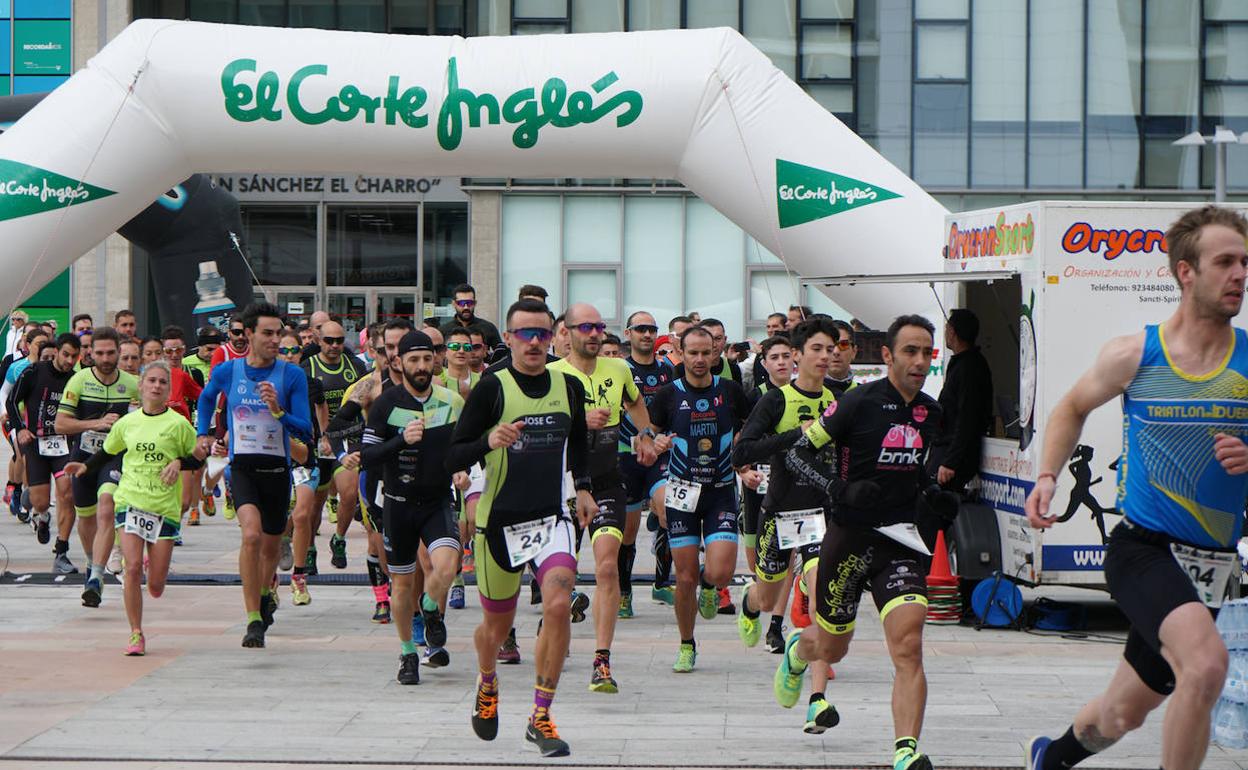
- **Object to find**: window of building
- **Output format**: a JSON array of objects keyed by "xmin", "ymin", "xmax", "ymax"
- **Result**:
[
  {"xmin": 970, "ymin": 0, "xmax": 1024, "ymax": 187},
  {"xmin": 326, "ymin": 206, "xmax": 421, "ymax": 287},
  {"xmin": 513, "ymin": 0, "xmax": 569, "ymax": 33},
  {"xmin": 911, "ymin": 0, "xmax": 967, "ymax": 187},
  {"xmin": 136, "ymin": 0, "xmax": 473, "ymax": 34},
  {"xmin": 240, "ymin": 205, "xmax": 318, "ymax": 286}
]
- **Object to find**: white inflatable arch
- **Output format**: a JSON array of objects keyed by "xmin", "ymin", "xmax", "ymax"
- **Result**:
[{"xmin": 0, "ymin": 20, "xmax": 947, "ymax": 327}]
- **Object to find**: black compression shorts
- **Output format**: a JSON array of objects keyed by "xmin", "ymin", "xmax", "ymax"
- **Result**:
[
  {"xmin": 815, "ymin": 521, "xmax": 928, "ymax": 635},
  {"xmin": 1104, "ymin": 519, "xmax": 1216, "ymax": 695},
  {"xmin": 230, "ymin": 465, "xmax": 292, "ymax": 536},
  {"xmin": 382, "ymin": 495, "xmax": 459, "ymax": 574}
]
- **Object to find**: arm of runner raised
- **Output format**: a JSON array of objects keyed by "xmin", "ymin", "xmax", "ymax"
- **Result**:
[
  {"xmin": 196, "ymin": 364, "xmax": 227, "ymax": 436},
  {"xmin": 731, "ymin": 388, "xmax": 796, "ymax": 466},
  {"xmin": 565, "ymin": 374, "xmax": 591, "ymax": 492},
  {"xmin": 1026, "ymin": 333, "xmax": 1142, "ymax": 527},
  {"xmin": 446, "ymin": 374, "xmax": 503, "ymax": 473}
]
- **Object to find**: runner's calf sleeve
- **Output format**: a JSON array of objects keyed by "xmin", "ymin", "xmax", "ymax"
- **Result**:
[
  {"xmin": 618, "ymin": 543, "xmax": 636, "ymax": 594},
  {"xmin": 1042, "ymin": 726, "xmax": 1098, "ymax": 770},
  {"xmin": 366, "ymin": 554, "xmax": 386, "ymax": 587}
]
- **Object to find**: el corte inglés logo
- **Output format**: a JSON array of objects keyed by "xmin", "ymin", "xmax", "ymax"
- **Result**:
[
  {"xmin": 775, "ymin": 159, "xmax": 901, "ymax": 228},
  {"xmin": 0, "ymin": 159, "xmax": 117, "ymax": 222}
]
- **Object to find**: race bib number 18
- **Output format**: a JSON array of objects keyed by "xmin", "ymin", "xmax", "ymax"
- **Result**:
[
  {"xmin": 1171, "ymin": 543, "xmax": 1235, "ymax": 608},
  {"xmin": 503, "ymin": 515, "xmax": 557, "ymax": 568},
  {"xmin": 664, "ymin": 478, "xmax": 702, "ymax": 513},
  {"xmin": 80, "ymin": 430, "xmax": 106, "ymax": 454},
  {"xmin": 124, "ymin": 507, "xmax": 164, "ymax": 544}
]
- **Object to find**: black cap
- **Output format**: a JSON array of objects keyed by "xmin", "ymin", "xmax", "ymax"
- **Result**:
[
  {"xmin": 197, "ymin": 327, "xmax": 224, "ymax": 346},
  {"xmin": 947, "ymin": 308, "xmax": 979, "ymax": 345},
  {"xmin": 397, "ymin": 330, "xmax": 434, "ymax": 357}
]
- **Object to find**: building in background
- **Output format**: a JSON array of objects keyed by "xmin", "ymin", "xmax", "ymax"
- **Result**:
[{"xmin": 30, "ymin": 0, "xmax": 1247, "ymax": 341}]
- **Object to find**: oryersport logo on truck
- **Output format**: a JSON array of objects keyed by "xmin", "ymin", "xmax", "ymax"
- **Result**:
[
  {"xmin": 946, "ymin": 211, "xmax": 1035, "ymax": 261},
  {"xmin": 775, "ymin": 159, "xmax": 901, "ymax": 228},
  {"xmin": 0, "ymin": 159, "xmax": 117, "ymax": 222}
]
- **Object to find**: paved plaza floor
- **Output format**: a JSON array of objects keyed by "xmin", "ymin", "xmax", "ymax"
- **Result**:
[{"xmin": 2, "ymin": 506, "xmax": 1248, "ymax": 769}]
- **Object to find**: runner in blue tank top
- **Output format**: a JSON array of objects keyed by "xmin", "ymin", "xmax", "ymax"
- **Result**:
[
  {"xmin": 1024, "ymin": 206, "xmax": 1248, "ymax": 770},
  {"xmin": 196, "ymin": 302, "xmax": 312, "ymax": 649}
]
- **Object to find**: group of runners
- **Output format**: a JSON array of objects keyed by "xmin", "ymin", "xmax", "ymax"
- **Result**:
[{"xmin": 5, "ymin": 204, "xmax": 1247, "ymax": 770}]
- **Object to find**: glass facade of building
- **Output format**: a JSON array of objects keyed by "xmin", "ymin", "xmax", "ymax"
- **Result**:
[{"xmin": 132, "ymin": 1, "xmax": 1242, "ymax": 338}]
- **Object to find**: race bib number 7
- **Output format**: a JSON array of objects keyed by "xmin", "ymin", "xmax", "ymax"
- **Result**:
[
  {"xmin": 777, "ymin": 508, "xmax": 825, "ymax": 549},
  {"xmin": 124, "ymin": 507, "xmax": 164, "ymax": 544},
  {"xmin": 504, "ymin": 515, "xmax": 557, "ymax": 568},
  {"xmin": 1171, "ymin": 543, "xmax": 1235, "ymax": 608},
  {"xmin": 664, "ymin": 478, "xmax": 702, "ymax": 513}
]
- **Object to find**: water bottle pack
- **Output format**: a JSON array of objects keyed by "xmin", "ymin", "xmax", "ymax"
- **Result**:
[{"xmin": 1213, "ymin": 598, "xmax": 1248, "ymax": 749}]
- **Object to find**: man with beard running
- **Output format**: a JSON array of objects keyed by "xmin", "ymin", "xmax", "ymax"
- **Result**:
[
  {"xmin": 55, "ymin": 327, "xmax": 138, "ymax": 607},
  {"xmin": 362, "ymin": 330, "xmax": 464, "ymax": 684}
]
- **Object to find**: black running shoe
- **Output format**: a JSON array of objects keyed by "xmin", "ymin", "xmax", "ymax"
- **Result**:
[
  {"xmin": 421, "ymin": 598, "xmax": 447, "ymax": 648},
  {"xmin": 530, "ymin": 580, "xmax": 543, "ymax": 605},
  {"xmin": 81, "ymin": 577, "xmax": 102, "ymax": 608},
  {"xmin": 330, "ymin": 534, "xmax": 347, "ymax": 569},
  {"xmin": 471, "ymin": 677, "xmax": 499, "ymax": 741},
  {"xmin": 306, "ymin": 547, "xmax": 318, "ymax": 576},
  {"xmin": 526, "ymin": 712, "xmax": 570, "ymax": 757},
  {"xmin": 260, "ymin": 593, "xmax": 277, "ymax": 630},
  {"xmin": 241, "ymin": 620, "xmax": 265, "ymax": 648},
  {"xmin": 765, "ymin": 627, "xmax": 785, "ymax": 654},
  {"xmin": 424, "ymin": 646, "xmax": 450, "ymax": 668},
  {"xmin": 35, "ymin": 512, "xmax": 50, "ymax": 545},
  {"xmin": 569, "ymin": 591, "xmax": 589, "ymax": 623},
  {"xmin": 397, "ymin": 652, "xmax": 420, "ymax": 685}
]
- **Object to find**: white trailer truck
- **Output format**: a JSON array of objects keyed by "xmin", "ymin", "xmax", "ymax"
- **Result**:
[{"xmin": 816, "ymin": 201, "xmax": 1246, "ymax": 587}]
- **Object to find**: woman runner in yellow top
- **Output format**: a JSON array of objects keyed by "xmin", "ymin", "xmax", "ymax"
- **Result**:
[{"xmin": 66, "ymin": 360, "xmax": 207, "ymax": 656}]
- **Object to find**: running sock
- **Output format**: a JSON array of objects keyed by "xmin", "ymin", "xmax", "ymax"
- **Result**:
[
  {"xmin": 293, "ymin": 566, "xmax": 306, "ymax": 576},
  {"xmin": 894, "ymin": 737, "xmax": 919, "ymax": 765},
  {"xmin": 366, "ymin": 554, "xmax": 385, "ymax": 587},
  {"xmin": 247, "ymin": 610, "xmax": 262, "ymax": 624},
  {"xmin": 681, "ymin": 637, "xmax": 696, "ymax": 649},
  {"xmin": 810, "ymin": 692, "xmax": 826, "ymax": 704},
  {"xmin": 699, "ymin": 571, "xmax": 714, "ymax": 592},
  {"xmin": 372, "ymin": 584, "xmax": 389, "ymax": 602},
  {"xmin": 618, "ymin": 543, "xmax": 636, "ymax": 594},
  {"xmin": 1042, "ymin": 725, "xmax": 1097, "ymax": 770},
  {"xmin": 421, "ymin": 593, "xmax": 439, "ymax": 613},
  {"xmin": 53, "ymin": 538, "xmax": 68, "ymax": 555},
  {"xmin": 400, "ymin": 639, "xmax": 418, "ymax": 656},
  {"xmin": 769, "ymin": 615, "xmax": 784, "ymax": 635},
  {"xmin": 595, "ymin": 648, "xmax": 610, "ymax": 663},
  {"xmin": 480, "ymin": 670, "xmax": 497, "ymax": 690},
  {"xmin": 742, "ymin": 589, "xmax": 760, "ymax": 618},
  {"xmin": 89, "ymin": 563, "xmax": 104, "ymax": 583},
  {"xmin": 532, "ymin": 683, "xmax": 556, "ymax": 718}
]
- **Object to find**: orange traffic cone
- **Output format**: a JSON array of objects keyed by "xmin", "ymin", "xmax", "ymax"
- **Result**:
[
  {"xmin": 927, "ymin": 530, "xmax": 957, "ymax": 587},
  {"xmin": 926, "ymin": 529, "xmax": 961, "ymax": 625}
]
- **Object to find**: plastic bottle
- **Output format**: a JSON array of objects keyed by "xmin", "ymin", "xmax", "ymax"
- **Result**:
[
  {"xmin": 193, "ymin": 260, "xmax": 234, "ymax": 314},
  {"xmin": 1213, "ymin": 696, "xmax": 1248, "ymax": 749}
]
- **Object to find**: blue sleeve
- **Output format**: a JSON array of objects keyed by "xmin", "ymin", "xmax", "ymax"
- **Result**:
[
  {"xmin": 279, "ymin": 363, "xmax": 313, "ymax": 442},
  {"xmin": 196, "ymin": 364, "xmax": 228, "ymax": 436}
]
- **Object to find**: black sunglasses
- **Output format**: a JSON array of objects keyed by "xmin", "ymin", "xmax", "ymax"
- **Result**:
[
  {"xmin": 321, "ymin": 336, "xmax": 345, "ymax": 345},
  {"xmin": 627, "ymin": 324, "xmax": 658, "ymax": 334},
  {"xmin": 229, "ymin": 328, "xmax": 245, "ymax": 337}
]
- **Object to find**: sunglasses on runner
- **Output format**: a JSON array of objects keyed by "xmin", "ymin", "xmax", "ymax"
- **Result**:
[
  {"xmin": 455, "ymin": 299, "xmax": 476, "ymax": 308},
  {"xmin": 572, "ymin": 322, "xmax": 607, "ymax": 335},
  {"xmin": 229, "ymin": 328, "xmax": 245, "ymax": 337},
  {"xmin": 509, "ymin": 327, "xmax": 554, "ymax": 344},
  {"xmin": 163, "ymin": 346, "xmax": 185, "ymax": 354},
  {"xmin": 278, "ymin": 346, "xmax": 301, "ymax": 355},
  {"xmin": 833, "ymin": 339, "xmax": 854, "ymax": 350},
  {"xmin": 627, "ymin": 324, "xmax": 658, "ymax": 334},
  {"xmin": 446, "ymin": 342, "xmax": 472, "ymax": 352},
  {"xmin": 321, "ymin": 336, "xmax": 345, "ymax": 345}
]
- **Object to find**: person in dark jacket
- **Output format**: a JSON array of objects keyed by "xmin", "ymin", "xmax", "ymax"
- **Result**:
[{"xmin": 932, "ymin": 309, "xmax": 994, "ymax": 491}]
